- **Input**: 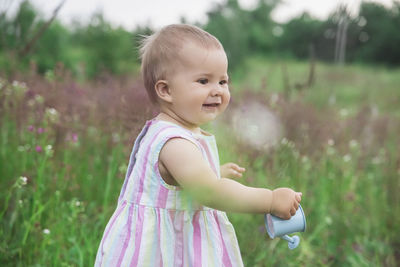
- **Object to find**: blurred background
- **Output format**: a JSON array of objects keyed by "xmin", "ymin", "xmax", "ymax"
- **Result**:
[{"xmin": 0, "ymin": 0, "xmax": 399, "ymax": 266}]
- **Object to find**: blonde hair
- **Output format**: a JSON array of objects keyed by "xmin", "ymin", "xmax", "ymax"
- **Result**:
[{"xmin": 139, "ymin": 24, "xmax": 223, "ymax": 103}]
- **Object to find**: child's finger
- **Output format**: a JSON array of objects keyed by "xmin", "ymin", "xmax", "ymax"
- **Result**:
[
  {"xmin": 290, "ymin": 207, "xmax": 296, "ymax": 216},
  {"xmin": 231, "ymin": 170, "xmax": 243, "ymax": 178},
  {"xmin": 232, "ymin": 164, "xmax": 245, "ymax": 173},
  {"xmin": 295, "ymin": 192, "xmax": 302, "ymax": 202}
]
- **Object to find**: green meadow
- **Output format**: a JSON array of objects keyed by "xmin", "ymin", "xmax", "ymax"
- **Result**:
[{"xmin": 1, "ymin": 58, "xmax": 399, "ymax": 266}]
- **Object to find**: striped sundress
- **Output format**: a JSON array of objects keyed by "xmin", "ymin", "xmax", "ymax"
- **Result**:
[{"xmin": 95, "ymin": 119, "xmax": 243, "ymax": 266}]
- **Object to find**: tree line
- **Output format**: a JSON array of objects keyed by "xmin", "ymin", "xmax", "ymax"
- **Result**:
[{"xmin": 1, "ymin": 0, "xmax": 399, "ymax": 77}]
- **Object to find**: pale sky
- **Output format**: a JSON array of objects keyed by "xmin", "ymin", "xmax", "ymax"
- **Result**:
[{"xmin": 5, "ymin": 0, "xmax": 397, "ymax": 30}]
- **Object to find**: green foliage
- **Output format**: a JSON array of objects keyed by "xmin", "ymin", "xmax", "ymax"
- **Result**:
[
  {"xmin": 1, "ymin": 59, "xmax": 399, "ymax": 265},
  {"xmin": 30, "ymin": 22, "xmax": 71, "ymax": 73},
  {"xmin": 71, "ymin": 13, "xmax": 138, "ymax": 77},
  {"xmin": 277, "ymin": 13, "xmax": 325, "ymax": 59},
  {"xmin": 356, "ymin": 2, "xmax": 400, "ymax": 65},
  {"xmin": 205, "ymin": 0, "xmax": 278, "ymax": 70},
  {"xmin": 1, "ymin": 0, "xmax": 400, "ymax": 77}
]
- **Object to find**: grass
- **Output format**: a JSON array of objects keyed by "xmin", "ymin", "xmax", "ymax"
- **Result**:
[
  {"xmin": 1, "ymin": 59, "xmax": 399, "ymax": 266},
  {"xmin": 231, "ymin": 57, "xmax": 400, "ymax": 117}
]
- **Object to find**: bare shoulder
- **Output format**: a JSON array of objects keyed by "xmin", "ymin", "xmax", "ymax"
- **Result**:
[
  {"xmin": 159, "ymin": 137, "xmax": 217, "ymax": 188},
  {"xmin": 159, "ymin": 137, "xmax": 202, "ymax": 165}
]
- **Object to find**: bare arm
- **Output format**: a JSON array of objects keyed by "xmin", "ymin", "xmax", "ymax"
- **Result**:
[{"xmin": 160, "ymin": 138, "xmax": 301, "ymax": 217}]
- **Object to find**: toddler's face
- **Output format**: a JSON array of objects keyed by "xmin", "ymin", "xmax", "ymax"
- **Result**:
[{"xmin": 166, "ymin": 41, "xmax": 230, "ymax": 127}]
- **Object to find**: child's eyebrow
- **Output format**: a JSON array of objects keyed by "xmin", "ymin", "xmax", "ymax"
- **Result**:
[{"xmin": 197, "ymin": 73, "xmax": 229, "ymax": 79}]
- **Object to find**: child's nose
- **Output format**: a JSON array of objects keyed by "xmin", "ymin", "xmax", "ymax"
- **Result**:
[{"xmin": 211, "ymin": 84, "xmax": 223, "ymax": 96}]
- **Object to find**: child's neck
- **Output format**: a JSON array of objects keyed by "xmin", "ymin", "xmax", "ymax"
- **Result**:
[{"xmin": 156, "ymin": 112, "xmax": 202, "ymax": 135}]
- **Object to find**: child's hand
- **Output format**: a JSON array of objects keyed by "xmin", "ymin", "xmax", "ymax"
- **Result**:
[
  {"xmin": 220, "ymin": 162, "xmax": 245, "ymax": 179},
  {"xmin": 270, "ymin": 188, "xmax": 302, "ymax": 220}
]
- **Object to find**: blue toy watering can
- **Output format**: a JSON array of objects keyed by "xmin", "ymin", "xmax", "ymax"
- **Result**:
[{"xmin": 264, "ymin": 205, "xmax": 306, "ymax": 249}]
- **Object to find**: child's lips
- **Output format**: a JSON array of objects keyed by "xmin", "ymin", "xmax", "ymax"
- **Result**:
[{"xmin": 202, "ymin": 103, "xmax": 221, "ymax": 107}]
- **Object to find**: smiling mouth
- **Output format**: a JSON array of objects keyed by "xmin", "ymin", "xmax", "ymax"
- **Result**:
[{"xmin": 202, "ymin": 103, "xmax": 220, "ymax": 107}]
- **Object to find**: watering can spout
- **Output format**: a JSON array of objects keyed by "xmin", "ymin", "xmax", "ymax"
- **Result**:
[{"xmin": 281, "ymin": 235, "xmax": 300, "ymax": 250}]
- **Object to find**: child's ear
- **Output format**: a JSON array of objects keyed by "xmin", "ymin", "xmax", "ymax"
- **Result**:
[{"xmin": 155, "ymin": 80, "xmax": 172, "ymax": 103}]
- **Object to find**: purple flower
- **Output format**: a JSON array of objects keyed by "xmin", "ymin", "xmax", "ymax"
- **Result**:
[
  {"xmin": 72, "ymin": 133, "xmax": 78, "ymax": 142},
  {"xmin": 35, "ymin": 146, "xmax": 42, "ymax": 152},
  {"xmin": 28, "ymin": 125, "xmax": 34, "ymax": 132},
  {"xmin": 37, "ymin": 128, "xmax": 44, "ymax": 134}
]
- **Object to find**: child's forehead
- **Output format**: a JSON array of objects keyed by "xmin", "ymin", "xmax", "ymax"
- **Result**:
[{"xmin": 177, "ymin": 41, "xmax": 227, "ymax": 66}]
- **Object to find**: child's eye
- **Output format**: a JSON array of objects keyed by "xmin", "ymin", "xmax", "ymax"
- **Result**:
[
  {"xmin": 197, "ymin": 79, "xmax": 208, "ymax": 85},
  {"xmin": 219, "ymin": 80, "xmax": 228, "ymax": 85}
]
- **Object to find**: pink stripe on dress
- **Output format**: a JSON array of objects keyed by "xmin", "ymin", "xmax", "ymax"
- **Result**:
[
  {"xmin": 192, "ymin": 211, "xmax": 202, "ymax": 267},
  {"xmin": 116, "ymin": 203, "xmax": 135, "ymax": 266},
  {"xmin": 214, "ymin": 210, "xmax": 232, "ymax": 267},
  {"xmin": 129, "ymin": 206, "xmax": 146, "ymax": 266},
  {"xmin": 135, "ymin": 126, "xmax": 174, "ymax": 204}
]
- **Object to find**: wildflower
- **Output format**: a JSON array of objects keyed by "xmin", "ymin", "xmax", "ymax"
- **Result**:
[
  {"xmin": 327, "ymin": 139, "xmax": 335, "ymax": 146},
  {"xmin": 37, "ymin": 128, "xmax": 44, "ymax": 134},
  {"xmin": 287, "ymin": 140, "xmax": 295, "ymax": 149},
  {"xmin": 27, "ymin": 99, "xmax": 35, "ymax": 107},
  {"xmin": 349, "ymin": 139, "xmax": 358, "ymax": 149},
  {"xmin": 43, "ymin": 229, "xmax": 50, "ymax": 235},
  {"xmin": 20, "ymin": 176, "xmax": 28, "ymax": 185},
  {"xmin": 75, "ymin": 201, "xmax": 81, "ymax": 207},
  {"xmin": 15, "ymin": 176, "xmax": 28, "ymax": 188},
  {"xmin": 36, "ymin": 146, "xmax": 43, "ymax": 152},
  {"xmin": 45, "ymin": 145, "xmax": 53, "ymax": 157},
  {"xmin": 343, "ymin": 154, "xmax": 352, "ymax": 162},
  {"xmin": 34, "ymin": 95, "xmax": 44, "ymax": 104},
  {"xmin": 339, "ymin": 108, "xmax": 349, "ymax": 118},
  {"xmin": 325, "ymin": 216, "xmax": 333, "ymax": 225},
  {"xmin": 281, "ymin": 138, "xmax": 288, "ymax": 145},
  {"xmin": 28, "ymin": 125, "xmax": 34, "ymax": 132},
  {"xmin": 45, "ymin": 108, "xmax": 59, "ymax": 123},
  {"xmin": 12, "ymin": 81, "xmax": 28, "ymax": 96},
  {"xmin": 72, "ymin": 133, "xmax": 78, "ymax": 142}
]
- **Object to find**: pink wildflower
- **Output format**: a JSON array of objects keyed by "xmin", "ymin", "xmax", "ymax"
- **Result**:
[
  {"xmin": 72, "ymin": 133, "xmax": 78, "ymax": 142},
  {"xmin": 28, "ymin": 125, "xmax": 34, "ymax": 132},
  {"xmin": 35, "ymin": 146, "xmax": 42, "ymax": 152},
  {"xmin": 37, "ymin": 128, "xmax": 44, "ymax": 134}
]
